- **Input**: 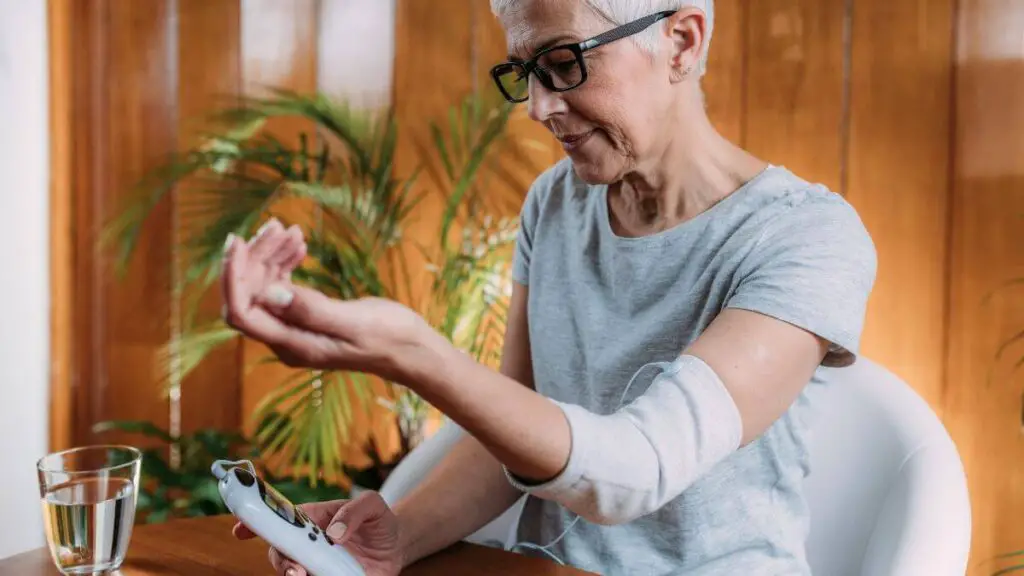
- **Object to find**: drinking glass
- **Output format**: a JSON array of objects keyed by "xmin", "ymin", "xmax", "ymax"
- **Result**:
[{"xmin": 36, "ymin": 445, "xmax": 143, "ymax": 575}]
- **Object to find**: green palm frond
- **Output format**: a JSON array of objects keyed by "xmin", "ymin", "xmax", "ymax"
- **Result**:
[
  {"xmin": 155, "ymin": 321, "xmax": 240, "ymax": 394},
  {"xmin": 106, "ymin": 88, "xmax": 533, "ymax": 487},
  {"xmin": 250, "ymin": 370, "xmax": 373, "ymax": 483}
]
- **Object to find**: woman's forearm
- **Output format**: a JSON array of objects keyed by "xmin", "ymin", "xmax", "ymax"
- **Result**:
[
  {"xmin": 403, "ymin": 334, "xmax": 572, "ymax": 484},
  {"xmin": 393, "ymin": 432, "xmax": 523, "ymax": 566},
  {"xmin": 402, "ymin": 333, "xmax": 745, "ymax": 528}
]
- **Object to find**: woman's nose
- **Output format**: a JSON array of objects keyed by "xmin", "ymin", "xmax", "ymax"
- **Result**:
[{"xmin": 527, "ymin": 76, "xmax": 566, "ymax": 123}]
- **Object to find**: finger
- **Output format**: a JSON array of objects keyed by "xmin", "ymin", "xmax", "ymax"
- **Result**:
[
  {"xmin": 221, "ymin": 233, "xmax": 240, "ymax": 311},
  {"xmin": 232, "ymin": 295, "xmax": 325, "ymax": 353},
  {"xmin": 258, "ymin": 283, "xmax": 361, "ymax": 338},
  {"xmin": 269, "ymin": 547, "xmax": 307, "ymax": 576},
  {"xmin": 232, "ymin": 521, "xmax": 256, "ymax": 540},
  {"xmin": 250, "ymin": 218, "xmax": 287, "ymax": 263},
  {"xmin": 224, "ymin": 244, "xmax": 305, "ymax": 343},
  {"xmin": 280, "ymin": 560, "xmax": 306, "ymax": 576},
  {"xmin": 267, "ymin": 226, "xmax": 304, "ymax": 280},
  {"xmin": 327, "ymin": 491, "xmax": 391, "ymax": 545},
  {"xmin": 269, "ymin": 547, "xmax": 283, "ymax": 571},
  {"xmin": 280, "ymin": 240, "xmax": 307, "ymax": 275},
  {"xmin": 223, "ymin": 236, "xmax": 253, "ymax": 328},
  {"xmin": 297, "ymin": 500, "xmax": 350, "ymax": 529}
]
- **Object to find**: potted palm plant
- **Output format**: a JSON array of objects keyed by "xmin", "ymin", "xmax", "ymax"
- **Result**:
[{"xmin": 102, "ymin": 87, "xmax": 544, "ymax": 503}]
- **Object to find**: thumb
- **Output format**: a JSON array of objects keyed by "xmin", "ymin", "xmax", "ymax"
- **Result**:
[
  {"xmin": 325, "ymin": 492, "xmax": 390, "ymax": 544},
  {"xmin": 258, "ymin": 283, "xmax": 350, "ymax": 336}
]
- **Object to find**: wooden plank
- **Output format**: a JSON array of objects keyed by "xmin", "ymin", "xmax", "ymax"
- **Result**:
[
  {"xmin": 391, "ymin": 0, "xmax": 478, "ymax": 322},
  {"xmin": 943, "ymin": 0, "xmax": 1024, "ymax": 570},
  {"xmin": 317, "ymin": 0, "xmax": 396, "ymax": 108},
  {"xmin": 473, "ymin": 1, "xmax": 562, "ymax": 214},
  {"xmin": 175, "ymin": 0, "xmax": 244, "ymax": 435},
  {"xmin": 845, "ymin": 0, "xmax": 955, "ymax": 411},
  {"xmin": 47, "ymin": 0, "xmax": 74, "ymax": 453},
  {"xmin": 744, "ymin": 0, "xmax": 847, "ymax": 191},
  {"xmin": 375, "ymin": 0, "xmax": 481, "ymax": 460},
  {"xmin": 702, "ymin": 0, "xmax": 746, "ymax": 146},
  {"xmin": 240, "ymin": 0, "xmax": 318, "ymax": 98},
  {"xmin": 68, "ymin": 0, "xmax": 105, "ymax": 449},
  {"xmin": 238, "ymin": 0, "xmax": 320, "ymax": 437},
  {"xmin": 68, "ymin": 0, "xmax": 179, "ymax": 447}
]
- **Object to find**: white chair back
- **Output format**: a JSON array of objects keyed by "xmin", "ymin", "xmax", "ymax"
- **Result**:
[{"xmin": 803, "ymin": 358, "xmax": 971, "ymax": 576}]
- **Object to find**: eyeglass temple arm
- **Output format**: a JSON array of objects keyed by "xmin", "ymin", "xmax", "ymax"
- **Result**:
[{"xmin": 581, "ymin": 11, "xmax": 677, "ymax": 51}]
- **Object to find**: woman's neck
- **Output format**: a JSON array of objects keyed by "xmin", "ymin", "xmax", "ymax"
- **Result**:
[{"xmin": 607, "ymin": 110, "xmax": 769, "ymax": 238}]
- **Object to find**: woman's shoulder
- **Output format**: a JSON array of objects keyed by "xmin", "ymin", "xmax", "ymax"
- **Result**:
[{"xmin": 745, "ymin": 167, "xmax": 875, "ymax": 255}]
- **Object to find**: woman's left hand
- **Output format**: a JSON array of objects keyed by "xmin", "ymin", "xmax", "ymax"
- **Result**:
[{"xmin": 220, "ymin": 219, "xmax": 441, "ymax": 382}]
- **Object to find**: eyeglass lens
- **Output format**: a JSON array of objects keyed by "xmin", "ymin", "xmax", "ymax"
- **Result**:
[{"xmin": 494, "ymin": 47, "xmax": 584, "ymax": 101}]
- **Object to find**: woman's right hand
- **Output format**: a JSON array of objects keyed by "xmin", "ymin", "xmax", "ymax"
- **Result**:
[{"xmin": 232, "ymin": 491, "xmax": 404, "ymax": 576}]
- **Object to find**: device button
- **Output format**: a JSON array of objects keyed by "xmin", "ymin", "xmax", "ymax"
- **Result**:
[
  {"xmin": 324, "ymin": 534, "xmax": 335, "ymax": 546},
  {"xmin": 308, "ymin": 532, "xmax": 317, "ymax": 542},
  {"xmin": 312, "ymin": 526, "xmax": 320, "ymax": 535},
  {"xmin": 233, "ymin": 468, "xmax": 255, "ymax": 487}
]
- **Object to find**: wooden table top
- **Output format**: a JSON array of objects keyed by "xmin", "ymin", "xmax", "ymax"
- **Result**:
[{"xmin": 0, "ymin": 515, "xmax": 593, "ymax": 575}]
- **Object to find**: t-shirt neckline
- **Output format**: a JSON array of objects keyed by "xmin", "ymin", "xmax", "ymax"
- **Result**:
[{"xmin": 596, "ymin": 165, "xmax": 782, "ymax": 246}]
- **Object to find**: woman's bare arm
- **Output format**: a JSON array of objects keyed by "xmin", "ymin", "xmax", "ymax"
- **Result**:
[{"xmin": 389, "ymin": 283, "xmax": 534, "ymax": 566}]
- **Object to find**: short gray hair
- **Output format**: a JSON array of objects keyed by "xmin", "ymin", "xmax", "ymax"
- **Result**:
[{"xmin": 489, "ymin": 0, "xmax": 715, "ymax": 75}]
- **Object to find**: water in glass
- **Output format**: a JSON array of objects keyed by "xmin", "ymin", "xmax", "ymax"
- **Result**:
[{"xmin": 37, "ymin": 446, "xmax": 142, "ymax": 575}]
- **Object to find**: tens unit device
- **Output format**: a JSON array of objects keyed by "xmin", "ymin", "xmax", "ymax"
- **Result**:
[{"xmin": 212, "ymin": 460, "xmax": 365, "ymax": 576}]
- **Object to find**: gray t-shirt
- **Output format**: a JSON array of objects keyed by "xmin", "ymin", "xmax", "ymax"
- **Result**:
[{"xmin": 510, "ymin": 158, "xmax": 877, "ymax": 575}]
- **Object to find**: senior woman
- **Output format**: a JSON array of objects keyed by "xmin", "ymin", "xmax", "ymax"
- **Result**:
[{"xmin": 222, "ymin": 0, "xmax": 877, "ymax": 574}]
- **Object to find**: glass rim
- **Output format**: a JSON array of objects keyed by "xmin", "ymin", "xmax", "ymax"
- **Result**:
[{"xmin": 36, "ymin": 444, "xmax": 143, "ymax": 475}]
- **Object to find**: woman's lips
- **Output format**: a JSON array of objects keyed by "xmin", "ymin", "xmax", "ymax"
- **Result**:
[{"xmin": 558, "ymin": 130, "xmax": 595, "ymax": 151}]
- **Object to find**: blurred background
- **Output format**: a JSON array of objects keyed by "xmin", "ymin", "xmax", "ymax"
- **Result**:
[{"xmin": 0, "ymin": 0, "xmax": 1021, "ymax": 574}]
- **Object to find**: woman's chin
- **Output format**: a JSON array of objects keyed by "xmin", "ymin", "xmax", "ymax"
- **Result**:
[{"xmin": 568, "ymin": 152, "xmax": 623, "ymax": 185}]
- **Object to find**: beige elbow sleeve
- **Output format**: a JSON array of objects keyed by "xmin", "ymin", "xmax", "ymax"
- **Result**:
[{"xmin": 505, "ymin": 354, "xmax": 743, "ymax": 525}]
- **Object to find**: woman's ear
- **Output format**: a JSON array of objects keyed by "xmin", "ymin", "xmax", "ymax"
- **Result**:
[{"xmin": 666, "ymin": 8, "xmax": 705, "ymax": 83}]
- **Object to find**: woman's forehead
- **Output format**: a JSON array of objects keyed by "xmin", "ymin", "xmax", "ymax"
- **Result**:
[{"xmin": 500, "ymin": 0, "xmax": 603, "ymax": 59}]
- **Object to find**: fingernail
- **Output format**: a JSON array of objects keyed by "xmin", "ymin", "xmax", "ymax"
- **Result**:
[
  {"xmin": 256, "ymin": 218, "xmax": 278, "ymax": 237},
  {"xmin": 223, "ymin": 233, "xmax": 236, "ymax": 254},
  {"xmin": 263, "ymin": 284, "xmax": 294, "ymax": 307},
  {"xmin": 285, "ymin": 569, "xmax": 299, "ymax": 576},
  {"xmin": 326, "ymin": 523, "xmax": 346, "ymax": 540}
]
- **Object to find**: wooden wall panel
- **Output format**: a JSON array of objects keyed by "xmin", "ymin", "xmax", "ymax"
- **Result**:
[
  {"xmin": 317, "ymin": 0, "xmax": 396, "ymax": 108},
  {"xmin": 66, "ymin": 0, "xmax": 109, "ymax": 448},
  {"xmin": 374, "ymin": 0, "xmax": 482, "ymax": 459},
  {"xmin": 944, "ymin": 0, "xmax": 1024, "ymax": 569},
  {"xmin": 845, "ymin": 0, "xmax": 955, "ymax": 410},
  {"xmin": 238, "ymin": 0, "xmax": 319, "ymax": 435},
  {"xmin": 474, "ymin": 2, "xmax": 563, "ymax": 213},
  {"xmin": 48, "ymin": 3, "xmax": 1024, "ymax": 561},
  {"xmin": 702, "ymin": 0, "xmax": 745, "ymax": 145},
  {"xmin": 744, "ymin": 0, "xmax": 847, "ymax": 192},
  {"xmin": 176, "ymin": 0, "xmax": 243, "ymax": 435},
  {"xmin": 83, "ymin": 0, "xmax": 177, "ymax": 446},
  {"xmin": 48, "ymin": 0, "xmax": 73, "ymax": 453}
]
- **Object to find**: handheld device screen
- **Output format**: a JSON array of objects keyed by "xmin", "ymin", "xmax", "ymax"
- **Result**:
[{"xmin": 257, "ymin": 478, "xmax": 305, "ymax": 528}]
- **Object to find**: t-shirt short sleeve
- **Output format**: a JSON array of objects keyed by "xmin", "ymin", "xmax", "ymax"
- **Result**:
[
  {"xmin": 725, "ymin": 194, "xmax": 878, "ymax": 367},
  {"xmin": 511, "ymin": 169, "xmax": 553, "ymax": 286}
]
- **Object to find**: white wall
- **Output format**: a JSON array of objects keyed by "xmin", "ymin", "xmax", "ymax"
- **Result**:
[{"xmin": 0, "ymin": 0, "xmax": 50, "ymax": 559}]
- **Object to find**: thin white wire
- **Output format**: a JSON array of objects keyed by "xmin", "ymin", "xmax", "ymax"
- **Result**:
[{"xmin": 507, "ymin": 359, "xmax": 678, "ymax": 566}]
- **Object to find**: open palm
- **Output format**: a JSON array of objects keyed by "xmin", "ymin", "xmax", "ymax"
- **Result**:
[{"xmin": 221, "ymin": 219, "xmax": 439, "ymax": 382}]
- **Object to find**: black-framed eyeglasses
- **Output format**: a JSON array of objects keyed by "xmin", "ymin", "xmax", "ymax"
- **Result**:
[{"xmin": 490, "ymin": 11, "xmax": 676, "ymax": 103}]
